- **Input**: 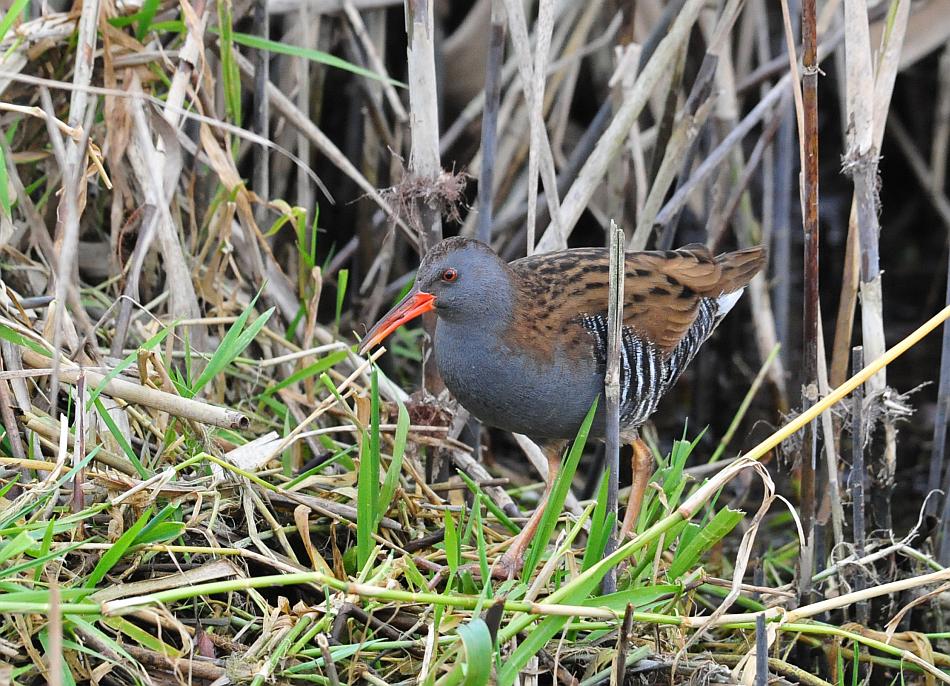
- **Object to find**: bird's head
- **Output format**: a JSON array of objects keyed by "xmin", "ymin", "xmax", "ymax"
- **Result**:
[{"xmin": 358, "ymin": 237, "xmax": 511, "ymax": 354}]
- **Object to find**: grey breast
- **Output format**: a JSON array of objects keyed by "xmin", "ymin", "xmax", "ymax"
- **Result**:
[{"xmin": 434, "ymin": 318, "xmax": 603, "ymax": 440}]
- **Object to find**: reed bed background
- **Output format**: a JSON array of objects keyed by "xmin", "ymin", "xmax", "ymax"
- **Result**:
[{"xmin": 0, "ymin": 0, "xmax": 950, "ymax": 683}]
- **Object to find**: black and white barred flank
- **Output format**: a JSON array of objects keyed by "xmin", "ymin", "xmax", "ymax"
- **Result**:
[{"xmin": 580, "ymin": 290, "xmax": 743, "ymax": 428}]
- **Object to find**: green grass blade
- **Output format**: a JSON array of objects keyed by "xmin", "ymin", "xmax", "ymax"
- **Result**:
[
  {"xmin": 522, "ymin": 397, "xmax": 598, "ymax": 578},
  {"xmin": 581, "ymin": 468, "xmax": 612, "ymax": 572},
  {"xmin": 375, "ymin": 397, "xmax": 408, "ymax": 529},
  {"xmin": 0, "ymin": 530, "xmax": 35, "ymax": 564},
  {"xmin": 456, "ymin": 470, "xmax": 519, "ymax": 535},
  {"xmin": 190, "ymin": 294, "xmax": 273, "ymax": 396},
  {"xmin": 0, "ymin": 0, "xmax": 29, "ymax": 42},
  {"xmin": 667, "ymin": 506, "xmax": 744, "ymax": 579},
  {"xmin": 224, "ymin": 29, "xmax": 406, "ymax": 87},
  {"xmin": 335, "ymin": 269, "xmax": 348, "ymax": 329},
  {"xmin": 263, "ymin": 349, "xmax": 348, "ymax": 396},
  {"xmin": 86, "ymin": 507, "xmax": 153, "ymax": 587},
  {"xmin": 94, "ymin": 398, "xmax": 148, "ymax": 478},
  {"xmin": 456, "ymin": 618, "xmax": 492, "ymax": 686},
  {"xmin": 356, "ymin": 370, "xmax": 382, "ymax": 569},
  {"xmin": 104, "ymin": 616, "xmax": 181, "ymax": 656},
  {"xmin": 134, "ymin": 0, "xmax": 161, "ymax": 38},
  {"xmin": 355, "ymin": 392, "xmax": 377, "ymax": 570},
  {"xmin": 444, "ymin": 508, "xmax": 460, "ymax": 577},
  {"xmin": 0, "ymin": 322, "xmax": 49, "ymax": 357},
  {"xmin": 1, "ymin": 540, "xmax": 86, "ymax": 578},
  {"xmin": 0, "ymin": 144, "xmax": 10, "ymax": 219},
  {"xmin": 217, "ymin": 0, "xmax": 242, "ymax": 125}
]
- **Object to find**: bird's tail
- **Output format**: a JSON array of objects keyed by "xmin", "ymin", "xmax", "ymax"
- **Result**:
[{"xmin": 715, "ymin": 246, "xmax": 768, "ymax": 294}]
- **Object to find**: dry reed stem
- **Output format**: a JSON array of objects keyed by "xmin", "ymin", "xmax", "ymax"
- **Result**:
[
  {"xmin": 20, "ymin": 350, "xmax": 248, "ymax": 430},
  {"xmin": 536, "ymin": 0, "xmax": 705, "ymax": 253}
]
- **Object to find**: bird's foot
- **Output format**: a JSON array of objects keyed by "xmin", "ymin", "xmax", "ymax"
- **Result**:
[
  {"xmin": 489, "ymin": 551, "xmax": 524, "ymax": 581},
  {"xmin": 426, "ymin": 553, "xmax": 525, "ymax": 589}
]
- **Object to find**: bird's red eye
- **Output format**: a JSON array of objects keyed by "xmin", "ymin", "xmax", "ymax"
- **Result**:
[{"xmin": 441, "ymin": 268, "xmax": 458, "ymax": 282}]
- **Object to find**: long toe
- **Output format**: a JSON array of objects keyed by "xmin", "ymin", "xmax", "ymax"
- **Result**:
[{"xmin": 491, "ymin": 552, "xmax": 525, "ymax": 580}]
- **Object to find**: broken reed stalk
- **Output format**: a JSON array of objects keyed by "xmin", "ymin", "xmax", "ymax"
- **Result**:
[
  {"xmin": 601, "ymin": 223, "xmax": 624, "ymax": 594},
  {"xmin": 798, "ymin": 0, "xmax": 820, "ymax": 602},
  {"xmin": 851, "ymin": 345, "xmax": 869, "ymax": 626},
  {"xmin": 405, "ymin": 0, "xmax": 444, "ymax": 398},
  {"xmin": 476, "ymin": 0, "xmax": 506, "ymax": 245},
  {"xmin": 614, "ymin": 603, "xmax": 635, "ymax": 686},
  {"xmin": 20, "ymin": 350, "xmax": 248, "ymax": 430},
  {"xmin": 844, "ymin": 0, "xmax": 895, "ymax": 534}
]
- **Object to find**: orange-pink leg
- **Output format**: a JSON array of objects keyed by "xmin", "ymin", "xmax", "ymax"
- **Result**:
[
  {"xmin": 491, "ymin": 441, "xmax": 566, "ymax": 579},
  {"xmin": 619, "ymin": 438, "xmax": 654, "ymax": 539}
]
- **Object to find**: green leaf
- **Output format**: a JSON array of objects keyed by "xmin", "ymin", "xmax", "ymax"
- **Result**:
[
  {"xmin": 457, "ymin": 618, "xmax": 492, "ymax": 686},
  {"xmin": 581, "ymin": 469, "xmax": 611, "ymax": 572},
  {"xmin": 39, "ymin": 629, "xmax": 76, "ymax": 686},
  {"xmin": 0, "ymin": 531, "xmax": 35, "ymax": 564},
  {"xmin": 0, "ymin": 540, "xmax": 86, "ymax": 579},
  {"xmin": 472, "ymin": 495, "xmax": 491, "ymax": 591},
  {"xmin": 523, "ymin": 397, "xmax": 598, "ymax": 578},
  {"xmin": 103, "ymin": 616, "xmax": 180, "ymax": 656},
  {"xmin": 375, "ymin": 398, "xmax": 408, "ymax": 529},
  {"xmin": 356, "ymin": 370, "xmax": 382, "ymax": 571},
  {"xmin": 456, "ymin": 470, "xmax": 519, "ymax": 534},
  {"xmin": 94, "ymin": 398, "xmax": 148, "ymax": 478},
  {"xmin": 132, "ymin": 503, "xmax": 184, "ymax": 546},
  {"xmin": 66, "ymin": 616, "xmax": 141, "ymax": 669},
  {"xmin": 217, "ymin": 0, "xmax": 242, "ymax": 125},
  {"xmin": 335, "ymin": 269, "xmax": 348, "ymax": 329},
  {"xmin": 581, "ymin": 584, "xmax": 681, "ymax": 611},
  {"xmin": 497, "ymin": 573, "xmax": 605, "ymax": 685},
  {"xmin": 134, "ymin": 0, "xmax": 161, "ymax": 38},
  {"xmin": 0, "ymin": 142, "xmax": 10, "ymax": 219},
  {"xmin": 263, "ymin": 349, "xmax": 348, "ymax": 396},
  {"xmin": 190, "ymin": 292, "xmax": 272, "ymax": 396},
  {"xmin": 87, "ymin": 507, "xmax": 154, "ymax": 587},
  {"xmin": 34, "ymin": 520, "xmax": 54, "ymax": 582},
  {"xmin": 369, "ymin": 368, "xmax": 380, "ymax": 521},
  {"xmin": 224, "ymin": 29, "xmax": 406, "ymax": 88},
  {"xmin": 667, "ymin": 507, "xmax": 744, "ymax": 579},
  {"xmin": 0, "ymin": 0, "xmax": 29, "ymax": 42},
  {"xmin": 0, "ymin": 323, "xmax": 48, "ymax": 357},
  {"xmin": 444, "ymin": 509, "xmax": 460, "ymax": 577}
]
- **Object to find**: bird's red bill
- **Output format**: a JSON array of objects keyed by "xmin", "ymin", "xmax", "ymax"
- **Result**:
[{"xmin": 359, "ymin": 291, "xmax": 435, "ymax": 354}]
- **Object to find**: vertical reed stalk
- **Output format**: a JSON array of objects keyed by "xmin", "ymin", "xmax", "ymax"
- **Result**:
[
  {"xmin": 798, "ymin": 0, "xmax": 820, "ymax": 602},
  {"xmin": 602, "ymin": 223, "xmax": 625, "ymax": 594}
]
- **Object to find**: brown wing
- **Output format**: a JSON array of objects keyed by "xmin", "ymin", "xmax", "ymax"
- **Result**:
[{"xmin": 509, "ymin": 244, "xmax": 766, "ymax": 355}]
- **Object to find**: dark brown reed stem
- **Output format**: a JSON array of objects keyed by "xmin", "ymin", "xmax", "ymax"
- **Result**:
[
  {"xmin": 797, "ymin": 0, "xmax": 820, "ymax": 603},
  {"xmin": 614, "ymin": 603, "xmax": 635, "ymax": 685}
]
